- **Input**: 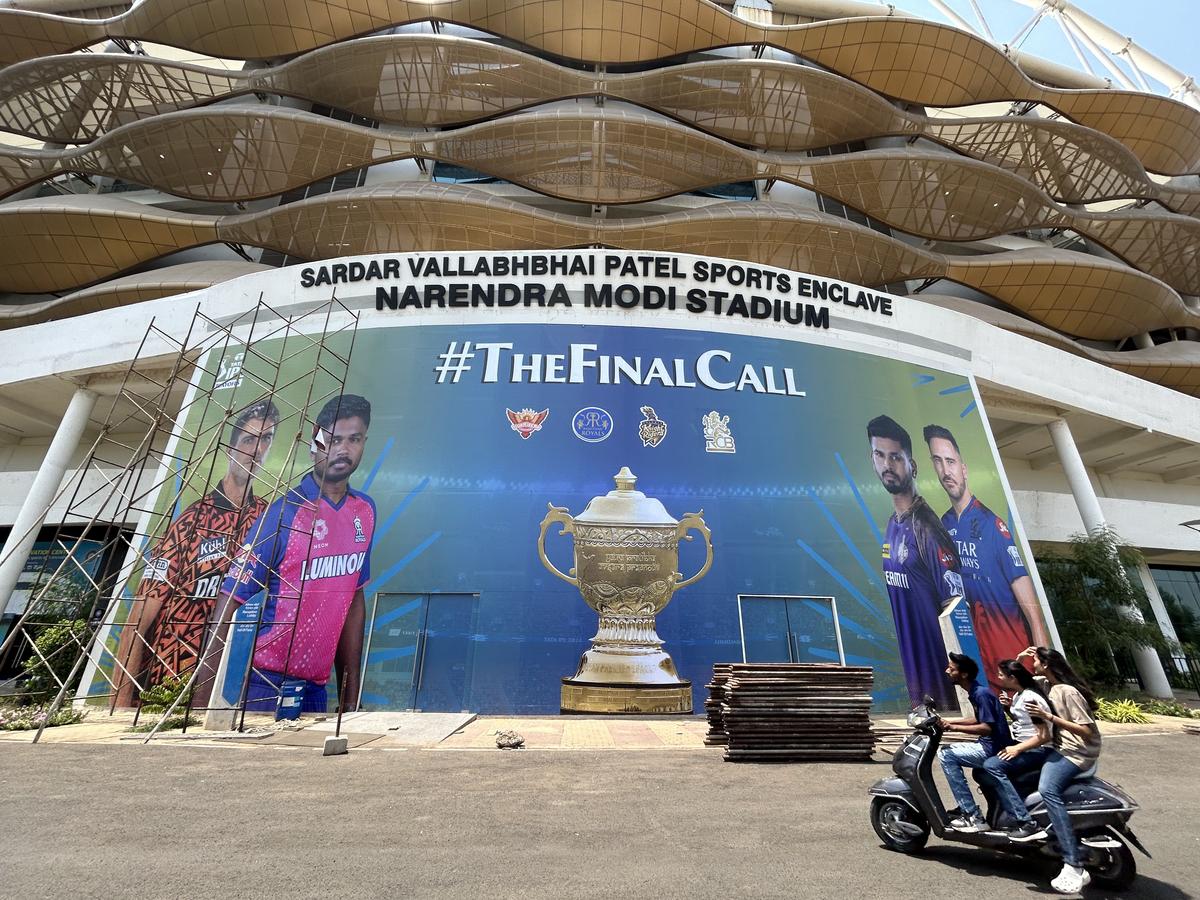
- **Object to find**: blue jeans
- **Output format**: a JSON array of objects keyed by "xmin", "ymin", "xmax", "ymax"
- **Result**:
[
  {"xmin": 938, "ymin": 741, "xmax": 991, "ymax": 818},
  {"xmin": 1039, "ymin": 750, "xmax": 1084, "ymax": 867},
  {"xmin": 982, "ymin": 745, "xmax": 1052, "ymax": 825}
]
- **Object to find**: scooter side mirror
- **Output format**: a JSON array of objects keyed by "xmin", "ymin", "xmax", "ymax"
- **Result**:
[{"xmin": 923, "ymin": 694, "xmax": 937, "ymax": 712}]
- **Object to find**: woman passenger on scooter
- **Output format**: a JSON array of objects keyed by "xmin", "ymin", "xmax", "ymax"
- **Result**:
[
  {"xmin": 1023, "ymin": 646, "xmax": 1103, "ymax": 895},
  {"xmin": 980, "ymin": 659, "xmax": 1053, "ymax": 841}
]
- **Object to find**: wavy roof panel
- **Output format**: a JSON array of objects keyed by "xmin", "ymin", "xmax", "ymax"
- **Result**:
[
  {"xmin": 5, "ymin": 107, "xmax": 1198, "ymax": 293},
  {"xmin": 0, "ymin": 260, "xmax": 268, "ymax": 328},
  {"xmin": 1, "ymin": 185, "xmax": 1193, "ymax": 343},
  {"xmin": 1, "ymin": 2, "xmax": 1197, "ymax": 173},
  {"xmin": 5, "ymin": 40, "xmax": 1198, "ymax": 219}
]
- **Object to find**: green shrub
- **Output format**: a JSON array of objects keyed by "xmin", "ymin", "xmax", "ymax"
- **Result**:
[
  {"xmin": 1141, "ymin": 698, "xmax": 1200, "ymax": 719},
  {"xmin": 1036, "ymin": 528, "xmax": 1175, "ymax": 689},
  {"xmin": 127, "ymin": 714, "xmax": 199, "ymax": 733},
  {"xmin": 1096, "ymin": 697, "xmax": 1150, "ymax": 724},
  {"xmin": 20, "ymin": 619, "xmax": 90, "ymax": 700},
  {"xmin": 0, "ymin": 704, "xmax": 87, "ymax": 731},
  {"xmin": 138, "ymin": 673, "xmax": 194, "ymax": 714}
]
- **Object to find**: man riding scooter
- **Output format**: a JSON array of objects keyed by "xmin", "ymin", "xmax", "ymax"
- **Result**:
[
  {"xmin": 936, "ymin": 653, "xmax": 1011, "ymax": 833},
  {"xmin": 868, "ymin": 655, "xmax": 1147, "ymax": 891}
]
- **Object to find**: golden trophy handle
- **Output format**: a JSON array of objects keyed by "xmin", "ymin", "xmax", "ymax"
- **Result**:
[
  {"xmin": 537, "ymin": 504, "xmax": 578, "ymax": 587},
  {"xmin": 674, "ymin": 511, "xmax": 713, "ymax": 591}
]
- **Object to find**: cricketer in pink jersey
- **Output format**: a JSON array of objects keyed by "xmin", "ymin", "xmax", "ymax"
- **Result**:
[{"xmin": 216, "ymin": 394, "xmax": 376, "ymax": 714}]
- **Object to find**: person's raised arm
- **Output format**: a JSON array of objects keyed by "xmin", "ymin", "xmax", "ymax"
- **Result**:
[{"xmin": 1028, "ymin": 701, "xmax": 1096, "ymax": 739}]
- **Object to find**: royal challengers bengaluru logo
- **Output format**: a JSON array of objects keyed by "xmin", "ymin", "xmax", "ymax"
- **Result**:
[{"xmin": 506, "ymin": 408, "xmax": 549, "ymax": 440}]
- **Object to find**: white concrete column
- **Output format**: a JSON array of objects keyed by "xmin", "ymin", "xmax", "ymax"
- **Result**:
[
  {"xmin": 1046, "ymin": 417, "xmax": 1174, "ymax": 697},
  {"xmin": 0, "ymin": 386, "xmax": 98, "ymax": 614},
  {"xmin": 1047, "ymin": 418, "xmax": 1107, "ymax": 534}
]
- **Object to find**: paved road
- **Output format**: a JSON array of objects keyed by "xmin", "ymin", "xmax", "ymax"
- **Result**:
[{"xmin": 0, "ymin": 732, "xmax": 1195, "ymax": 899}]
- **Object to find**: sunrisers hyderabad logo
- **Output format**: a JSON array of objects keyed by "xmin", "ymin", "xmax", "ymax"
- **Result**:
[{"xmin": 506, "ymin": 408, "xmax": 549, "ymax": 440}]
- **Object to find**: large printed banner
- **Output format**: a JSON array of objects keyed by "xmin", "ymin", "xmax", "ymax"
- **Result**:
[{"xmin": 89, "ymin": 253, "xmax": 1052, "ymax": 714}]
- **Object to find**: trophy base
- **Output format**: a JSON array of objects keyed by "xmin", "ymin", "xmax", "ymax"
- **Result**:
[{"xmin": 561, "ymin": 679, "xmax": 693, "ymax": 715}]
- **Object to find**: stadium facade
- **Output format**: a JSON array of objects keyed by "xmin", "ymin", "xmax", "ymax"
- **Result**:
[{"xmin": 0, "ymin": 0, "xmax": 1198, "ymax": 715}]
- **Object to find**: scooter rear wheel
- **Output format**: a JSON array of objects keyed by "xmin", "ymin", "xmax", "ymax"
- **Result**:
[
  {"xmin": 1086, "ymin": 838, "xmax": 1137, "ymax": 891},
  {"xmin": 870, "ymin": 797, "xmax": 930, "ymax": 853}
]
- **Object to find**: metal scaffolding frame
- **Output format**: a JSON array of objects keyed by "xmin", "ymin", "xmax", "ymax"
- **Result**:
[{"xmin": 0, "ymin": 293, "xmax": 359, "ymax": 742}]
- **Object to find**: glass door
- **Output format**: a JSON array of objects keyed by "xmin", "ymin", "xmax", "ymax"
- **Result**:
[
  {"xmin": 358, "ymin": 592, "xmax": 479, "ymax": 711},
  {"xmin": 413, "ymin": 593, "xmax": 478, "ymax": 712},
  {"xmin": 738, "ymin": 595, "xmax": 845, "ymax": 665}
]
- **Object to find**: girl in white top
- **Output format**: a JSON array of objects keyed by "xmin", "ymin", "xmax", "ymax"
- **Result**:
[
  {"xmin": 1003, "ymin": 662, "xmax": 1053, "ymax": 744},
  {"xmin": 980, "ymin": 659, "xmax": 1054, "ymax": 842}
]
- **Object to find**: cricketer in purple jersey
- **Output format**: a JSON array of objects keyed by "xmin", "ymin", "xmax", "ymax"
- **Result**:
[
  {"xmin": 882, "ymin": 497, "xmax": 962, "ymax": 710},
  {"xmin": 869, "ymin": 414, "xmax": 962, "ymax": 710}
]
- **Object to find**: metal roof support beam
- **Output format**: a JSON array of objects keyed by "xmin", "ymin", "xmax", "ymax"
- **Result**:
[
  {"xmin": 1009, "ymin": 3, "xmax": 1048, "ymax": 49},
  {"xmin": 1121, "ymin": 45, "xmax": 1154, "ymax": 94},
  {"xmin": 1054, "ymin": 11, "xmax": 1094, "ymax": 77},
  {"xmin": 967, "ymin": 0, "xmax": 994, "ymax": 42},
  {"xmin": 1059, "ymin": 12, "xmax": 1137, "ymax": 91},
  {"xmin": 928, "ymin": 0, "xmax": 978, "ymax": 38}
]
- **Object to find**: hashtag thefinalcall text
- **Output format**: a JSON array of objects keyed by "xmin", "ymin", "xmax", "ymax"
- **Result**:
[{"xmin": 434, "ymin": 341, "xmax": 476, "ymax": 383}]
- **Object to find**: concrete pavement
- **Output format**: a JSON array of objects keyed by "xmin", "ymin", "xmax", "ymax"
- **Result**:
[{"xmin": 0, "ymin": 729, "xmax": 1196, "ymax": 899}]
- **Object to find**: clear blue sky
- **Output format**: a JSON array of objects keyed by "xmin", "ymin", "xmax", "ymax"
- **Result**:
[{"xmin": 897, "ymin": 0, "xmax": 1196, "ymax": 85}]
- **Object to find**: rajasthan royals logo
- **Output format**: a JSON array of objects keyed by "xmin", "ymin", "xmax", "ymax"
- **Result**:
[
  {"xmin": 232, "ymin": 544, "xmax": 259, "ymax": 584},
  {"xmin": 313, "ymin": 518, "xmax": 329, "ymax": 542},
  {"xmin": 638, "ymin": 406, "xmax": 667, "ymax": 447},
  {"xmin": 572, "ymin": 407, "xmax": 613, "ymax": 443},
  {"xmin": 1008, "ymin": 545, "xmax": 1025, "ymax": 568},
  {"xmin": 353, "ymin": 515, "xmax": 367, "ymax": 544},
  {"xmin": 895, "ymin": 539, "xmax": 909, "ymax": 565},
  {"xmin": 506, "ymin": 408, "xmax": 549, "ymax": 440}
]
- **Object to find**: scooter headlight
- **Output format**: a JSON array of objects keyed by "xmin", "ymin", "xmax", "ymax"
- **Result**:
[{"xmin": 906, "ymin": 709, "xmax": 925, "ymax": 727}]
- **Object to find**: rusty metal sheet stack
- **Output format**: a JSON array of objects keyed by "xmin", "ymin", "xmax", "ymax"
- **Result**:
[
  {"xmin": 715, "ymin": 663, "xmax": 874, "ymax": 762},
  {"xmin": 703, "ymin": 663, "xmax": 732, "ymax": 746}
]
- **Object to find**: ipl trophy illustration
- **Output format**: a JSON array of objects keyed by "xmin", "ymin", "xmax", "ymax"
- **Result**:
[{"xmin": 538, "ymin": 467, "xmax": 713, "ymax": 713}]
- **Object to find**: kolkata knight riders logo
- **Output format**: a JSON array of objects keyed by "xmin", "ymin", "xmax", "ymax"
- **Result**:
[
  {"xmin": 638, "ymin": 406, "xmax": 667, "ymax": 447},
  {"xmin": 506, "ymin": 407, "xmax": 549, "ymax": 440}
]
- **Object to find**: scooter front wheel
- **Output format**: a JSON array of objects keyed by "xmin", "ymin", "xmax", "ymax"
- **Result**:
[{"xmin": 870, "ymin": 797, "xmax": 930, "ymax": 853}]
